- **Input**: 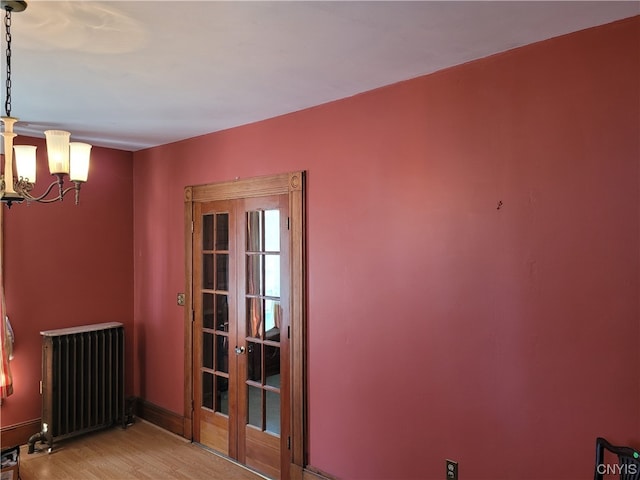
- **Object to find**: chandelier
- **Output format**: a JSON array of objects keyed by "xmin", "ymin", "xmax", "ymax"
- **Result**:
[{"xmin": 0, "ymin": 0, "xmax": 91, "ymax": 208}]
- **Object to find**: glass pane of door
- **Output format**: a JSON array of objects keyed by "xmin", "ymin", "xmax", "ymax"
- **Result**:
[
  {"xmin": 201, "ymin": 212, "xmax": 230, "ymax": 416},
  {"xmin": 245, "ymin": 209, "xmax": 281, "ymax": 434}
]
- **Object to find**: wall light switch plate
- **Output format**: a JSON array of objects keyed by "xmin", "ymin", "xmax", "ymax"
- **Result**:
[
  {"xmin": 177, "ymin": 293, "xmax": 185, "ymax": 306},
  {"xmin": 446, "ymin": 459, "xmax": 458, "ymax": 480}
]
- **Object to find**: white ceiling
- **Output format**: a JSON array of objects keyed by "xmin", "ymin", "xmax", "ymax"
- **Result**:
[{"xmin": 4, "ymin": 1, "xmax": 638, "ymax": 151}]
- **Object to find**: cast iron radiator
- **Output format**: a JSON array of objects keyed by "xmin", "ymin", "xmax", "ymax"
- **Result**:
[{"xmin": 28, "ymin": 322, "xmax": 126, "ymax": 452}]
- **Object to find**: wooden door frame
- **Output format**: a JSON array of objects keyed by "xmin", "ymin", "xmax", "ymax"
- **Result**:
[{"xmin": 184, "ymin": 171, "xmax": 306, "ymax": 478}]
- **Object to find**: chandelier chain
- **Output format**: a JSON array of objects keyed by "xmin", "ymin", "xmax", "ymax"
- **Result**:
[{"xmin": 4, "ymin": 7, "xmax": 11, "ymax": 117}]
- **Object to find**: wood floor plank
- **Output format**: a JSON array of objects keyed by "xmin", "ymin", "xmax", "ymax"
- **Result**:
[{"xmin": 18, "ymin": 420, "xmax": 265, "ymax": 480}]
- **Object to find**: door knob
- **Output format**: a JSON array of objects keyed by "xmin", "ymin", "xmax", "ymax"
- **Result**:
[{"xmin": 235, "ymin": 346, "xmax": 245, "ymax": 355}]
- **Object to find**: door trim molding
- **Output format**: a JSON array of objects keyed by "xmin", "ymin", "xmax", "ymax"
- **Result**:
[{"xmin": 184, "ymin": 171, "xmax": 306, "ymax": 476}]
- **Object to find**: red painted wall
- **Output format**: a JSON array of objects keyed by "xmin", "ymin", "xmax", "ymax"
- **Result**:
[
  {"xmin": 133, "ymin": 17, "xmax": 639, "ymax": 479},
  {"xmin": 1, "ymin": 139, "xmax": 134, "ymax": 426}
]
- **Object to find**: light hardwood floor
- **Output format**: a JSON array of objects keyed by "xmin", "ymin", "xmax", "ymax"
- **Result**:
[{"xmin": 17, "ymin": 420, "xmax": 265, "ymax": 480}]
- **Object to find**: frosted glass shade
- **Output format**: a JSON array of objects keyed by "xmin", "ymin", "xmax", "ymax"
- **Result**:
[
  {"xmin": 44, "ymin": 130, "xmax": 70, "ymax": 174},
  {"xmin": 69, "ymin": 142, "xmax": 91, "ymax": 182},
  {"xmin": 13, "ymin": 145, "xmax": 37, "ymax": 183}
]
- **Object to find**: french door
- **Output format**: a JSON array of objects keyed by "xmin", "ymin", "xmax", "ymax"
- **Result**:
[{"xmin": 187, "ymin": 173, "xmax": 305, "ymax": 480}]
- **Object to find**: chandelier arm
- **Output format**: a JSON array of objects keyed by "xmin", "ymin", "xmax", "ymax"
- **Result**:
[
  {"xmin": 58, "ymin": 184, "xmax": 81, "ymax": 205},
  {"xmin": 72, "ymin": 181, "xmax": 81, "ymax": 205},
  {"xmin": 17, "ymin": 174, "xmax": 64, "ymax": 203},
  {"xmin": 20, "ymin": 181, "xmax": 82, "ymax": 205}
]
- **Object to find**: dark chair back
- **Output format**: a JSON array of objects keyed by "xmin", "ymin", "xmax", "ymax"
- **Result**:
[{"xmin": 595, "ymin": 437, "xmax": 640, "ymax": 480}]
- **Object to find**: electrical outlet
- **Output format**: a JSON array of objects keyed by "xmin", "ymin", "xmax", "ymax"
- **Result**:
[
  {"xmin": 177, "ymin": 293, "xmax": 185, "ymax": 306},
  {"xmin": 446, "ymin": 459, "xmax": 458, "ymax": 480}
]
